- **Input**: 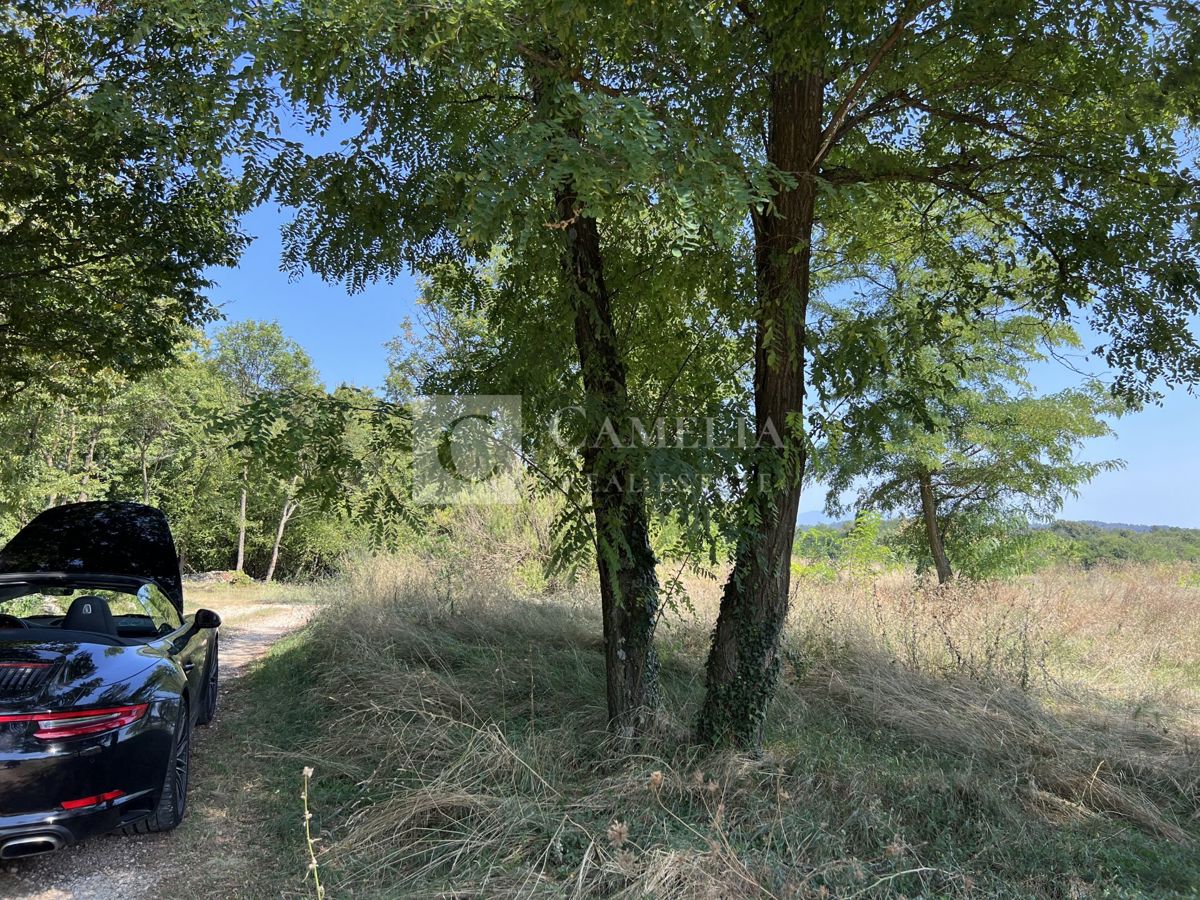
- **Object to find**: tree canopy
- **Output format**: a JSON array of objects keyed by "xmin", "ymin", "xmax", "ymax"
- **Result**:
[
  {"xmin": 225, "ymin": 0, "xmax": 1200, "ymax": 747},
  {"xmin": 0, "ymin": 2, "xmax": 248, "ymax": 400}
]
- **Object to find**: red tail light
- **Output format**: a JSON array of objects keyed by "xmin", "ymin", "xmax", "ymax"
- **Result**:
[
  {"xmin": 61, "ymin": 790, "xmax": 125, "ymax": 810},
  {"xmin": 0, "ymin": 704, "xmax": 149, "ymax": 739}
]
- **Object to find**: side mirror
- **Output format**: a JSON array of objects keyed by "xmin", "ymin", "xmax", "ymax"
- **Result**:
[{"xmin": 194, "ymin": 608, "xmax": 221, "ymax": 629}]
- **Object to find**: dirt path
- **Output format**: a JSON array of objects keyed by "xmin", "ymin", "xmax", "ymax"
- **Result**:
[{"xmin": 0, "ymin": 602, "xmax": 316, "ymax": 900}]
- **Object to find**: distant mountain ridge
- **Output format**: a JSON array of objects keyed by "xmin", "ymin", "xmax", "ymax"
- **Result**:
[
  {"xmin": 1074, "ymin": 520, "xmax": 1179, "ymax": 533},
  {"xmin": 795, "ymin": 513, "xmax": 1195, "ymax": 534},
  {"xmin": 796, "ymin": 510, "xmax": 835, "ymax": 526}
]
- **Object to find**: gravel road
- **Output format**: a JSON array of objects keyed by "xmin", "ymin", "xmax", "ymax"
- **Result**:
[{"xmin": 0, "ymin": 602, "xmax": 315, "ymax": 900}]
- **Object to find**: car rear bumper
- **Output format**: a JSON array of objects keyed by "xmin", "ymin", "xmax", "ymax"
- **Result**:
[
  {"xmin": 0, "ymin": 792, "xmax": 154, "ymax": 858},
  {"xmin": 0, "ymin": 701, "xmax": 174, "ymax": 857}
]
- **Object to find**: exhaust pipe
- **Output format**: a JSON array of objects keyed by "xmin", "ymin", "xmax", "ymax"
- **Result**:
[{"xmin": 0, "ymin": 833, "xmax": 63, "ymax": 860}]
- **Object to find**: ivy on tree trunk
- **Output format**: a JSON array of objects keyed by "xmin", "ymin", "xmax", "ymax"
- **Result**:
[{"xmin": 697, "ymin": 69, "xmax": 822, "ymax": 750}]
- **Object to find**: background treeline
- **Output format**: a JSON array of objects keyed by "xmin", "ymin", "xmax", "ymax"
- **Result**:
[
  {"xmin": 3, "ymin": 304, "xmax": 1193, "ymax": 584},
  {"xmin": 793, "ymin": 514, "xmax": 1200, "ymax": 577},
  {"xmin": 1048, "ymin": 520, "xmax": 1200, "ymax": 568},
  {"xmin": 0, "ymin": 321, "xmax": 381, "ymax": 581}
]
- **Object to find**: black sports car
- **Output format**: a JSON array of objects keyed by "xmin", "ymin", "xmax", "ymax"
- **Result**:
[{"xmin": 0, "ymin": 502, "xmax": 220, "ymax": 859}]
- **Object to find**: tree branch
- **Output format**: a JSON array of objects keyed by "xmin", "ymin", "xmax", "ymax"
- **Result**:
[
  {"xmin": 515, "ymin": 44, "xmax": 625, "ymax": 99},
  {"xmin": 811, "ymin": 0, "xmax": 943, "ymax": 169}
]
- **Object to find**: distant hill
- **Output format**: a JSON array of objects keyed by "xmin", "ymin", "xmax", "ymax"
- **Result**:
[
  {"xmin": 1075, "ymin": 520, "xmax": 1157, "ymax": 533},
  {"xmin": 796, "ymin": 509, "xmax": 836, "ymax": 526},
  {"xmin": 799, "ymin": 513, "xmax": 1192, "ymax": 535},
  {"xmin": 791, "ymin": 513, "xmax": 1200, "ymax": 567}
]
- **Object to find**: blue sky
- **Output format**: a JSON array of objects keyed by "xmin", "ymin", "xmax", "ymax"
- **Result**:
[
  {"xmin": 205, "ymin": 204, "xmax": 1200, "ymax": 528},
  {"xmin": 205, "ymin": 203, "xmax": 418, "ymax": 390}
]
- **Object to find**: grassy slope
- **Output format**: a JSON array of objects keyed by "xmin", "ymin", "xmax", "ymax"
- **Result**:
[{"xmin": 176, "ymin": 561, "xmax": 1200, "ymax": 899}]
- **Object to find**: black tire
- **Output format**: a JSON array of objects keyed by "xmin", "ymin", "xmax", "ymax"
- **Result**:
[
  {"xmin": 122, "ymin": 701, "xmax": 190, "ymax": 835},
  {"xmin": 196, "ymin": 637, "xmax": 219, "ymax": 726}
]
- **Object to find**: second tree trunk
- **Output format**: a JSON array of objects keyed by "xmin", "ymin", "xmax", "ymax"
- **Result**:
[
  {"xmin": 918, "ymin": 471, "xmax": 953, "ymax": 584},
  {"xmin": 696, "ymin": 68, "xmax": 823, "ymax": 750}
]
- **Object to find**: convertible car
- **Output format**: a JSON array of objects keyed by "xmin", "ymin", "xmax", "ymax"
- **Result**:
[{"xmin": 0, "ymin": 502, "xmax": 220, "ymax": 859}]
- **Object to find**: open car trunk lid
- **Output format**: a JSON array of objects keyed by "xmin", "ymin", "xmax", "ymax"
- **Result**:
[{"xmin": 0, "ymin": 502, "xmax": 183, "ymax": 614}]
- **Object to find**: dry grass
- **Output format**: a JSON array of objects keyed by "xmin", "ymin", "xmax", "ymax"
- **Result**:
[
  {"xmin": 185, "ymin": 578, "xmax": 325, "ymax": 611},
  {"xmin": 255, "ymin": 555, "xmax": 1200, "ymax": 898},
  {"xmin": 780, "ymin": 568, "xmax": 1200, "ymax": 845}
]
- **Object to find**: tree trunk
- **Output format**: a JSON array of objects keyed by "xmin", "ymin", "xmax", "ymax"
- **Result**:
[
  {"xmin": 46, "ymin": 409, "xmax": 68, "ymax": 508},
  {"xmin": 530, "ymin": 58, "xmax": 661, "ymax": 737},
  {"xmin": 555, "ymin": 177, "xmax": 660, "ymax": 738},
  {"xmin": 76, "ymin": 425, "xmax": 101, "ymax": 502},
  {"xmin": 64, "ymin": 418, "xmax": 76, "ymax": 474},
  {"xmin": 265, "ymin": 477, "xmax": 300, "ymax": 584},
  {"xmin": 140, "ymin": 445, "xmax": 151, "ymax": 505},
  {"xmin": 236, "ymin": 466, "xmax": 248, "ymax": 573},
  {"xmin": 696, "ymin": 68, "xmax": 824, "ymax": 749},
  {"xmin": 24, "ymin": 409, "xmax": 43, "ymax": 457},
  {"xmin": 918, "ymin": 472, "xmax": 953, "ymax": 584}
]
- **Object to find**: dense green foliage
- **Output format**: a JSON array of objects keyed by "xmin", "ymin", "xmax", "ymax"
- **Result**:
[
  {"xmin": 0, "ymin": 323, "xmax": 389, "ymax": 581},
  {"xmin": 1050, "ymin": 520, "xmax": 1200, "ymax": 568},
  {"xmin": 0, "ymin": 2, "xmax": 247, "ymax": 400}
]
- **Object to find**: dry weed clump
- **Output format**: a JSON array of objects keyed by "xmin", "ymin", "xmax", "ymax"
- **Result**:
[{"xmin": 294, "ymin": 555, "xmax": 1199, "ymax": 897}]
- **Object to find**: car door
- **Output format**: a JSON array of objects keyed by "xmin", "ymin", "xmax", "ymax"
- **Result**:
[
  {"xmin": 176, "ymin": 623, "xmax": 210, "ymax": 704},
  {"xmin": 139, "ymin": 584, "xmax": 207, "ymax": 708}
]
